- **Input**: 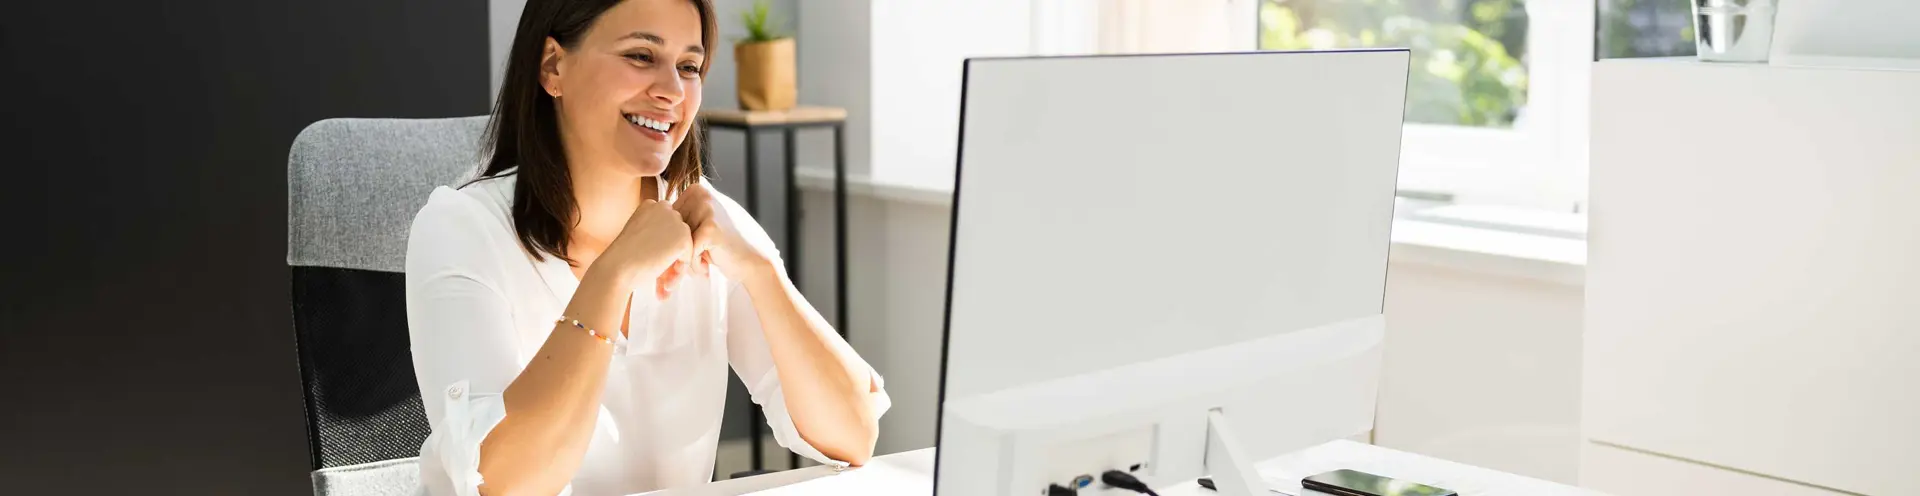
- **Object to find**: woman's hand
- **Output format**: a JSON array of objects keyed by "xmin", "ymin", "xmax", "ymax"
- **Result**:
[
  {"xmin": 675, "ymin": 183, "xmax": 777, "ymax": 281},
  {"xmin": 601, "ymin": 199, "xmax": 694, "ymax": 300}
]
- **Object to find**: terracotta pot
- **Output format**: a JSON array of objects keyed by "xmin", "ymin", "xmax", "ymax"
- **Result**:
[{"xmin": 735, "ymin": 37, "xmax": 796, "ymax": 111}]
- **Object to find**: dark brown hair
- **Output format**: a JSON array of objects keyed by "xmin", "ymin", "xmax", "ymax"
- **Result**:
[{"xmin": 477, "ymin": 0, "xmax": 716, "ymax": 265}]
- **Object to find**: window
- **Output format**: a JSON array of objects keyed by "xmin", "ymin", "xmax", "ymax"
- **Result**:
[
  {"xmin": 1598, "ymin": 0, "xmax": 1695, "ymax": 59},
  {"xmin": 1261, "ymin": 1, "xmax": 1531, "ymax": 129},
  {"xmin": 1030, "ymin": 0, "xmax": 1598, "ymax": 213},
  {"xmin": 1255, "ymin": 0, "xmax": 1594, "ymax": 212}
]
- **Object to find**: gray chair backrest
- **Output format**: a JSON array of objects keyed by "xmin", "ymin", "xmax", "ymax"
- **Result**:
[{"xmin": 287, "ymin": 116, "xmax": 489, "ymax": 496}]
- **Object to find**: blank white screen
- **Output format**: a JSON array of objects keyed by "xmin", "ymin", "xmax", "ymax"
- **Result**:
[{"xmin": 941, "ymin": 50, "xmax": 1411, "ymax": 400}]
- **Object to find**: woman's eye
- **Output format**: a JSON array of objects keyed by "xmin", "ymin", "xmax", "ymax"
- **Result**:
[
  {"xmin": 626, "ymin": 53, "xmax": 654, "ymax": 63},
  {"xmin": 679, "ymin": 64, "xmax": 701, "ymax": 75}
]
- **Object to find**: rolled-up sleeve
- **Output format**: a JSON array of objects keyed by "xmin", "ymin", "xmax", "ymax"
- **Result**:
[
  {"xmin": 422, "ymin": 380, "xmax": 508, "ymax": 495},
  {"xmin": 404, "ymin": 190, "xmax": 561, "ymax": 496},
  {"xmin": 722, "ymin": 279, "xmax": 892, "ymax": 468}
]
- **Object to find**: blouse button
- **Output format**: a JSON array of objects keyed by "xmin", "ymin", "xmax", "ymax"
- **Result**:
[{"xmin": 446, "ymin": 385, "xmax": 464, "ymax": 400}]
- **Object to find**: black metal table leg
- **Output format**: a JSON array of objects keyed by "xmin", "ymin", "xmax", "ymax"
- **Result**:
[
  {"xmin": 743, "ymin": 130, "xmax": 760, "ymax": 214},
  {"xmin": 750, "ymin": 407, "xmax": 764, "ymax": 471},
  {"xmin": 783, "ymin": 128, "xmax": 800, "ymax": 284},
  {"xmin": 833, "ymin": 124, "xmax": 848, "ymax": 338},
  {"xmin": 744, "ymin": 129, "xmax": 764, "ymax": 473},
  {"xmin": 782, "ymin": 127, "xmax": 803, "ymax": 470}
]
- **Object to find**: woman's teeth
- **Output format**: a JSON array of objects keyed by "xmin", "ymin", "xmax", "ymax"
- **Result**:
[{"xmin": 625, "ymin": 114, "xmax": 672, "ymax": 133}]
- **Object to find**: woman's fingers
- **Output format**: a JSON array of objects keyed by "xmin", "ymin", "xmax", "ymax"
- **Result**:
[
  {"xmin": 655, "ymin": 263, "xmax": 673, "ymax": 300},
  {"xmin": 681, "ymin": 232, "xmax": 699, "ymax": 278},
  {"xmin": 656, "ymin": 261, "xmax": 684, "ymax": 300},
  {"xmin": 673, "ymin": 186, "xmax": 713, "ymax": 223},
  {"xmin": 667, "ymin": 184, "xmax": 722, "ymax": 277},
  {"xmin": 690, "ymin": 223, "xmax": 718, "ymax": 276}
]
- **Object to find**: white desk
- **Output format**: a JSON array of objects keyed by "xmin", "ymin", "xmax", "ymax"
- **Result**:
[{"xmin": 639, "ymin": 440, "xmax": 1600, "ymax": 495}]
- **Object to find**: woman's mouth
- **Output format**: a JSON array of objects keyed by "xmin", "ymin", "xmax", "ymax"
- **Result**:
[{"xmin": 624, "ymin": 113, "xmax": 674, "ymax": 142}]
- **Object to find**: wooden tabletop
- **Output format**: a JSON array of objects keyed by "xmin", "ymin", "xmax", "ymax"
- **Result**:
[{"xmin": 700, "ymin": 106, "xmax": 847, "ymax": 126}]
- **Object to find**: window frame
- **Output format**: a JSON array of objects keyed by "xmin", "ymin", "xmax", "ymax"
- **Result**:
[
  {"xmin": 1244, "ymin": 0, "xmax": 1595, "ymax": 211},
  {"xmin": 1030, "ymin": 0, "xmax": 1594, "ymax": 212}
]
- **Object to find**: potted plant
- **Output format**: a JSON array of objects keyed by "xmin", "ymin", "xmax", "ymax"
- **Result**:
[{"xmin": 735, "ymin": 0, "xmax": 795, "ymax": 111}]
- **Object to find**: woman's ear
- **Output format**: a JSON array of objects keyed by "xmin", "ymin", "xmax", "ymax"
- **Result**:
[{"xmin": 540, "ymin": 36, "xmax": 566, "ymax": 98}]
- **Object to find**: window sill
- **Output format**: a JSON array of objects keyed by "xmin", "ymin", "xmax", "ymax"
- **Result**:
[
  {"xmin": 795, "ymin": 168, "xmax": 1587, "ymax": 286},
  {"xmin": 794, "ymin": 167, "xmax": 954, "ymax": 207},
  {"xmin": 1387, "ymin": 219, "xmax": 1585, "ymax": 286}
]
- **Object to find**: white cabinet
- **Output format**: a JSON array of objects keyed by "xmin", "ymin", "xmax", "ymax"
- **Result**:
[{"xmin": 1584, "ymin": 57, "xmax": 1920, "ymax": 496}]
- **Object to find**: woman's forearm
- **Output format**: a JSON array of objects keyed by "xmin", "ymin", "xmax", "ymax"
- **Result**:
[
  {"xmin": 478, "ymin": 267, "xmax": 634, "ymax": 496},
  {"xmin": 738, "ymin": 263, "xmax": 882, "ymax": 465}
]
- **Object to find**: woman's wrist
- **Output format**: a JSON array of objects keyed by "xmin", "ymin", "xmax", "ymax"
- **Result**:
[
  {"xmin": 731, "ymin": 256, "xmax": 783, "ymax": 286},
  {"xmin": 579, "ymin": 260, "xmax": 641, "ymax": 295}
]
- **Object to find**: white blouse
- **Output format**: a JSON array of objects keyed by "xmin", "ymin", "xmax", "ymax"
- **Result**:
[{"xmin": 404, "ymin": 174, "xmax": 889, "ymax": 496}]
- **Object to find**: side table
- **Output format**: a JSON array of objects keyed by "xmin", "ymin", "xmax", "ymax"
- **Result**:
[{"xmin": 699, "ymin": 106, "xmax": 849, "ymax": 473}]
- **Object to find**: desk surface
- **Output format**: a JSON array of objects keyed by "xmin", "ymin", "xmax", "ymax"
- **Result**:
[
  {"xmin": 699, "ymin": 106, "xmax": 847, "ymax": 126},
  {"xmin": 640, "ymin": 440, "xmax": 1601, "ymax": 496}
]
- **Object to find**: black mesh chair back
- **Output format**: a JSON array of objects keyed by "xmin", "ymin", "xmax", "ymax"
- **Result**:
[{"xmin": 287, "ymin": 116, "xmax": 487, "ymax": 496}]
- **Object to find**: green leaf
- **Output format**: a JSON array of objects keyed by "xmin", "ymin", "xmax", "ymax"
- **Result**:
[{"xmin": 738, "ymin": 0, "xmax": 788, "ymax": 43}]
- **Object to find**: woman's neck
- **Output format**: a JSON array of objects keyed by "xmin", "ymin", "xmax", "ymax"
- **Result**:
[{"xmin": 568, "ymin": 164, "xmax": 658, "ymax": 254}]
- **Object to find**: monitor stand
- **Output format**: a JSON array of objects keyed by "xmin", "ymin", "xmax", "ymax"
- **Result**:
[{"xmin": 1206, "ymin": 408, "xmax": 1266, "ymax": 496}]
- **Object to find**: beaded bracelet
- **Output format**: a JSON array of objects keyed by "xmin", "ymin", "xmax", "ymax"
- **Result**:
[{"xmin": 556, "ymin": 316, "xmax": 613, "ymax": 344}]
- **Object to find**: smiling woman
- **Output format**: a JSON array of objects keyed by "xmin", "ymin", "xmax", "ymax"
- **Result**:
[
  {"xmin": 405, "ymin": 1, "xmax": 891, "ymax": 495},
  {"xmin": 485, "ymin": 0, "xmax": 715, "ymax": 260}
]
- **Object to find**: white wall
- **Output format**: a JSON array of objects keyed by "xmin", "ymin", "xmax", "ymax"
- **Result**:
[
  {"xmin": 796, "ymin": 0, "xmax": 1033, "ymax": 185},
  {"xmin": 795, "ymin": 188, "xmax": 1590, "ymax": 484},
  {"xmin": 867, "ymin": 1, "xmax": 1031, "ymax": 187},
  {"xmin": 795, "ymin": 0, "xmax": 870, "ymax": 175},
  {"xmin": 1773, "ymin": 0, "xmax": 1920, "ymax": 60},
  {"xmin": 1375, "ymin": 263, "xmax": 1584, "ymax": 485},
  {"xmin": 488, "ymin": 0, "xmax": 519, "ymax": 98},
  {"xmin": 791, "ymin": 188, "xmax": 952, "ymax": 455}
]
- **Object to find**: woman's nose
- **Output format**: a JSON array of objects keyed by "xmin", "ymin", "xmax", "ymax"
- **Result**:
[{"xmin": 649, "ymin": 69, "xmax": 685, "ymax": 104}]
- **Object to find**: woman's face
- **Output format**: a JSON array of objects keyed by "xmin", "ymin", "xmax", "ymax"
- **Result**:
[{"xmin": 544, "ymin": 0, "xmax": 705, "ymax": 179}]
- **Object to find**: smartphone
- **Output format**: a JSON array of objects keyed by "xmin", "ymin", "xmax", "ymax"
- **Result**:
[{"xmin": 1300, "ymin": 469, "xmax": 1457, "ymax": 496}]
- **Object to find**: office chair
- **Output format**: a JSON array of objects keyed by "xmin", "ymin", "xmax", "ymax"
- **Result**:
[{"xmin": 287, "ymin": 116, "xmax": 488, "ymax": 496}]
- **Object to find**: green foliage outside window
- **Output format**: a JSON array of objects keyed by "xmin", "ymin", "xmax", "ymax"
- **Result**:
[
  {"xmin": 1259, "ymin": 0, "xmax": 1530, "ymax": 128},
  {"xmin": 1598, "ymin": 0, "xmax": 1695, "ymax": 58}
]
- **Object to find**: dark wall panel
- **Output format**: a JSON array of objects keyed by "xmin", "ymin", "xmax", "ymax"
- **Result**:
[{"xmin": 0, "ymin": 1, "xmax": 488, "ymax": 493}]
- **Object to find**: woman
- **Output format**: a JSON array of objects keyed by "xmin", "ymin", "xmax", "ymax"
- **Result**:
[{"xmin": 404, "ymin": 0, "xmax": 888, "ymax": 494}]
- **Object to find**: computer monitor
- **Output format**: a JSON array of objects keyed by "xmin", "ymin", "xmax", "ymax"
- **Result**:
[{"xmin": 933, "ymin": 49, "xmax": 1410, "ymax": 496}]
